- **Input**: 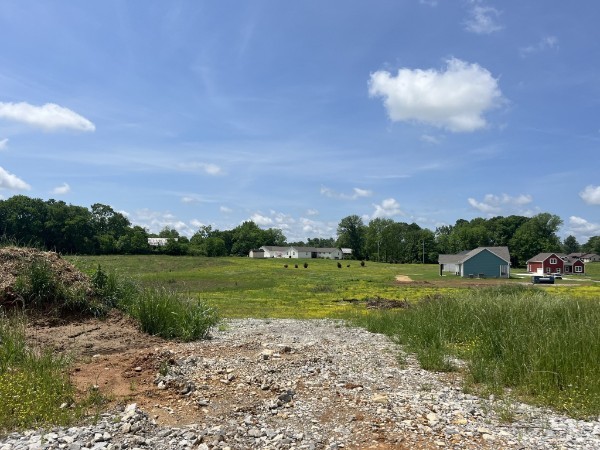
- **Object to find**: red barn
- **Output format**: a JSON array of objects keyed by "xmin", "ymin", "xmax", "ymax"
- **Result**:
[{"xmin": 526, "ymin": 252, "xmax": 585, "ymax": 275}]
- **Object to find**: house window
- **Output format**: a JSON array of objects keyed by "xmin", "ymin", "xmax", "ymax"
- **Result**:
[
  {"xmin": 555, "ymin": 268, "xmax": 561, "ymax": 274},
  {"xmin": 549, "ymin": 258, "xmax": 557, "ymax": 264},
  {"xmin": 546, "ymin": 267, "xmax": 551, "ymax": 273},
  {"xmin": 575, "ymin": 266, "xmax": 583, "ymax": 273}
]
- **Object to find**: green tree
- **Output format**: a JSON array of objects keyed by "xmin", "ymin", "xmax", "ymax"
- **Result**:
[
  {"xmin": 231, "ymin": 221, "xmax": 264, "ymax": 256},
  {"xmin": 205, "ymin": 237, "xmax": 227, "ymax": 257},
  {"xmin": 582, "ymin": 236, "xmax": 600, "ymax": 254},
  {"xmin": 562, "ymin": 235, "xmax": 580, "ymax": 254},
  {"xmin": 366, "ymin": 218, "xmax": 394, "ymax": 262},
  {"xmin": 336, "ymin": 215, "xmax": 366, "ymax": 260},
  {"xmin": 509, "ymin": 213, "xmax": 563, "ymax": 266}
]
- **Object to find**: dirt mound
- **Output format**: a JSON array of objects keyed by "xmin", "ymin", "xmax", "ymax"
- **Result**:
[{"xmin": 0, "ymin": 246, "xmax": 93, "ymax": 306}]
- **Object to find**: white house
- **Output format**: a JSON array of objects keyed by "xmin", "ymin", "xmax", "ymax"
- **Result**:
[
  {"xmin": 254, "ymin": 246, "xmax": 345, "ymax": 259},
  {"xmin": 148, "ymin": 237, "xmax": 177, "ymax": 247}
]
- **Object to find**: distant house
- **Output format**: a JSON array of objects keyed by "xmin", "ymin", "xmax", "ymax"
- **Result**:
[
  {"xmin": 568, "ymin": 252, "xmax": 600, "ymax": 263},
  {"xmin": 341, "ymin": 248, "xmax": 353, "ymax": 259},
  {"xmin": 438, "ymin": 247, "xmax": 511, "ymax": 278},
  {"xmin": 527, "ymin": 253, "xmax": 585, "ymax": 275},
  {"xmin": 251, "ymin": 246, "xmax": 345, "ymax": 260},
  {"xmin": 249, "ymin": 249, "xmax": 265, "ymax": 258},
  {"xmin": 261, "ymin": 246, "xmax": 290, "ymax": 258},
  {"xmin": 148, "ymin": 237, "xmax": 177, "ymax": 247}
]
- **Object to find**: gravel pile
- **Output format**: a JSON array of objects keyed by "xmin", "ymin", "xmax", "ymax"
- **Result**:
[{"xmin": 2, "ymin": 318, "xmax": 600, "ymax": 449}]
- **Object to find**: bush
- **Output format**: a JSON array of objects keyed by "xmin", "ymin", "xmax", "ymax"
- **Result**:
[{"xmin": 123, "ymin": 288, "xmax": 219, "ymax": 341}]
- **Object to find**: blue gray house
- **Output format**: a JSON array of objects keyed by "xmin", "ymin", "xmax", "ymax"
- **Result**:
[{"xmin": 438, "ymin": 247, "xmax": 511, "ymax": 278}]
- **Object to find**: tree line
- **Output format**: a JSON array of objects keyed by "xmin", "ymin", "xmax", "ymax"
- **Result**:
[{"xmin": 1, "ymin": 195, "xmax": 599, "ymax": 266}]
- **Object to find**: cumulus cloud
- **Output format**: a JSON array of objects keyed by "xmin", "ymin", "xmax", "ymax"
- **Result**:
[
  {"xmin": 372, "ymin": 198, "xmax": 404, "ymax": 218},
  {"xmin": 369, "ymin": 58, "xmax": 503, "ymax": 132},
  {"xmin": 0, "ymin": 102, "xmax": 95, "ymax": 132},
  {"xmin": 579, "ymin": 185, "xmax": 600, "ymax": 205},
  {"xmin": 0, "ymin": 138, "xmax": 8, "ymax": 150},
  {"xmin": 320, "ymin": 186, "xmax": 373, "ymax": 200},
  {"xmin": 250, "ymin": 213, "xmax": 273, "ymax": 226},
  {"xmin": 465, "ymin": 5, "xmax": 502, "ymax": 34},
  {"xmin": 220, "ymin": 206, "xmax": 233, "ymax": 213},
  {"xmin": 468, "ymin": 193, "xmax": 533, "ymax": 214},
  {"xmin": 181, "ymin": 196, "xmax": 200, "ymax": 204},
  {"xmin": 51, "ymin": 183, "xmax": 71, "ymax": 195},
  {"xmin": 179, "ymin": 162, "xmax": 223, "ymax": 175},
  {"xmin": 568, "ymin": 216, "xmax": 600, "ymax": 239},
  {"xmin": 0, "ymin": 166, "xmax": 31, "ymax": 191},
  {"xmin": 306, "ymin": 209, "xmax": 319, "ymax": 216},
  {"xmin": 131, "ymin": 208, "xmax": 197, "ymax": 236},
  {"xmin": 519, "ymin": 36, "xmax": 559, "ymax": 57},
  {"xmin": 190, "ymin": 219, "xmax": 207, "ymax": 229}
]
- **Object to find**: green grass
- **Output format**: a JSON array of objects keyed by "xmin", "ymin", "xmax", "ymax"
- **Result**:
[
  {"xmin": 69, "ymin": 255, "xmax": 600, "ymax": 318},
  {"xmin": 0, "ymin": 313, "xmax": 107, "ymax": 432},
  {"xmin": 348, "ymin": 285, "xmax": 600, "ymax": 418}
]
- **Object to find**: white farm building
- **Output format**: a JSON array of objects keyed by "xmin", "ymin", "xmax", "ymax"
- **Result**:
[{"xmin": 251, "ymin": 246, "xmax": 345, "ymax": 260}]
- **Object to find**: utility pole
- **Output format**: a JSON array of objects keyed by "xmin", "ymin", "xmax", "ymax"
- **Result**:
[{"xmin": 422, "ymin": 240, "xmax": 425, "ymax": 264}]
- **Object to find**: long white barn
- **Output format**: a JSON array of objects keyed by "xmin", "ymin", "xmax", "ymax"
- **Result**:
[{"xmin": 252, "ymin": 246, "xmax": 345, "ymax": 260}]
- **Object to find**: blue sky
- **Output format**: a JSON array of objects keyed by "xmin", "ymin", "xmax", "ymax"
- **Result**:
[{"xmin": 0, "ymin": 1, "xmax": 599, "ymax": 242}]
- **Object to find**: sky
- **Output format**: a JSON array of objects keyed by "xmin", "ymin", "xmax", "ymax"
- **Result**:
[{"xmin": 0, "ymin": 1, "xmax": 599, "ymax": 243}]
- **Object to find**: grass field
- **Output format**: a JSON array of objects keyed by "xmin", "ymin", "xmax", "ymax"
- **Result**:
[{"xmin": 69, "ymin": 256, "xmax": 600, "ymax": 318}]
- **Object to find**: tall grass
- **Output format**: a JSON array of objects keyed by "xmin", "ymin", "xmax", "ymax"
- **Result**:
[
  {"xmin": 349, "ymin": 285, "xmax": 600, "ymax": 418},
  {"xmin": 120, "ymin": 287, "xmax": 218, "ymax": 341}
]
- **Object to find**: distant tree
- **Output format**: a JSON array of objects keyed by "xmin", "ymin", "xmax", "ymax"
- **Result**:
[
  {"xmin": 509, "ymin": 213, "xmax": 563, "ymax": 266},
  {"xmin": 366, "ymin": 218, "xmax": 394, "ymax": 262},
  {"xmin": 158, "ymin": 227, "xmax": 180, "ymax": 239},
  {"xmin": 306, "ymin": 237, "xmax": 336, "ymax": 248},
  {"xmin": 231, "ymin": 221, "xmax": 264, "ymax": 256},
  {"xmin": 582, "ymin": 236, "xmax": 600, "ymax": 254},
  {"xmin": 117, "ymin": 226, "xmax": 150, "ymax": 254},
  {"xmin": 263, "ymin": 228, "xmax": 287, "ymax": 246},
  {"xmin": 562, "ymin": 235, "xmax": 580, "ymax": 254},
  {"xmin": 204, "ymin": 237, "xmax": 227, "ymax": 257},
  {"xmin": 336, "ymin": 215, "xmax": 366, "ymax": 260}
]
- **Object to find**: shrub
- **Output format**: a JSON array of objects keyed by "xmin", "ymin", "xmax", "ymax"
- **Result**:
[
  {"xmin": 304, "ymin": 262, "xmax": 308, "ymax": 269},
  {"xmin": 124, "ymin": 288, "xmax": 219, "ymax": 341},
  {"xmin": 337, "ymin": 262, "xmax": 342, "ymax": 269}
]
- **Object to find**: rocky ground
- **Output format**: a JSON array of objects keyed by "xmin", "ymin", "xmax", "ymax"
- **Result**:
[{"xmin": 2, "ymin": 317, "xmax": 600, "ymax": 449}]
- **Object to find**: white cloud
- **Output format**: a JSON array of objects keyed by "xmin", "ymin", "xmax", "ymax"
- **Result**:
[
  {"xmin": 0, "ymin": 166, "xmax": 31, "ymax": 190},
  {"xmin": 190, "ymin": 219, "xmax": 207, "ymax": 229},
  {"xmin": 465, "ymin": 5, "xmax": 502, "ymax": 34},
  {"xmin": 579, "ymin": 185, "xmax": 600, "ymax": 205},
  {"xmin": 181, "ymin": 196, "xmax": 200, "ymax": 204},
  {"xmin": 220, "ymin": 206, "xmax": 233, "ymax": 213},
  {"xmin": 420, "ymin": 134, "xmax": 441, "ymax": 144},
  {"xmin": 179, "ymin": 162, "xmax": 223, "ymax": 175},
  {"xmin": 306, "ymin": 209, "xmax": 319, "ymax": 216},
  {"xmin": 51, "ymin": 183, "xmax": 71, "ymax": 195},
  {"xmin": 320, "ymin": 186, "xmax": 373, "ymax": 200},
  {"xmin": 519, "ymin": 36, "xmax": 559, "ymax": 57},
  {"xmin": 372, "ymin": 198, "xmax": 404, "ymax": 218},
  {"xmin": 369, "ymin": 58, "xmax": 503, "ymax": 132},
  {"xmin": 419, "ymin": 0, "xmax": 438, "ymax": 6},
  {"xmin": 299, "ymin": 217, "xmax": 336, "ymax": 237},
  {"xmin": 0, "ymin": 102, "xmax": 95, "ymax": 132},
  {"xmin": 468, "ymin": 193, "xmax": 533, "ymax": 214},
  {"xmin": 250, "ymin": 213, "xmax": 273, "ymax": 226},
  {"xmin": 131, "ymin": 208, "xmax": 197, "ymax": 236},
  {"xmin": 0, "ymin": 138, "xmax": 8, "ymax": 150},
  {"xmin": 568, "ymin": 216, "xmax": 600, "ymax": 240}
]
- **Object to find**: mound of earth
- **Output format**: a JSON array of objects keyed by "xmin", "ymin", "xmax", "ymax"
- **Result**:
[{"xmin": 0, "ymin": 246, "xmax": 93, "ymax": 306}]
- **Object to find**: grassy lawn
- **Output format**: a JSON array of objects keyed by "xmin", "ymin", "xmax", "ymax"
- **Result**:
[{"xmin": 69, "ymin": 256, "xmax": 600, "ymax": 318}]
